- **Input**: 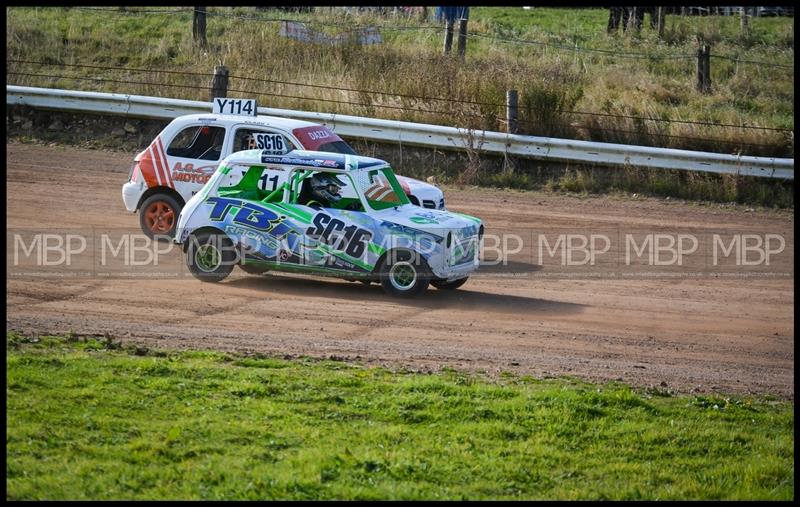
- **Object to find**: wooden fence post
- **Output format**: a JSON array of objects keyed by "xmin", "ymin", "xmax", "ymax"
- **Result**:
[
  {"xmin": 193, "ymin": 6, "xmax": 207, "ymax": 49},
  {"xmin": 506, "ymin": 90, "xmax": 518, "ymax": 134},
  {"xmin": 696, "ymin": 44, "xmax": 711, "ymax": 94},
  {"xmin": 457, "ymin": 18, "xmax": 468, "ymax": 59},
  {"xmin": 627, "ymin": 7, "xmax": 638, "ymax": 33},
  {"xmin": 503, "ymin": 90, "xmax": 519, "ymax": 174},
  {"xmin": 740, "ymin": 7, "xmax": 749, "ymax": 35},
  {"xmin": 210, "ymin": 65, "xmax": 228, "ymax": 101},
  {"xmin": 657, "ymin": 7, "xmax": 665, "ymax": 38},
  {"xmin": 443, "ymin": 19, "xmax": 454, "ymax": 54}
]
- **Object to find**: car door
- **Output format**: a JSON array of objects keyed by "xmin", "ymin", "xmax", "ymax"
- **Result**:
[
  {"xmin": 163, "ymin": 124, "xmax": 227, "ymax": 200},
  {"xmin": 282, "ymin": 171, "xmax": 377, "ymax": 274}
]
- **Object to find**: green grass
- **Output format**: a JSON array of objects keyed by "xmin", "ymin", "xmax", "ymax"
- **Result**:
[
  {"xmin": 5, "ymin": 7, "xmax": 794, "ymax": 157},
  {"xmin": 6, "ymin": 331, "xmax": 794, "ymax": 500}
]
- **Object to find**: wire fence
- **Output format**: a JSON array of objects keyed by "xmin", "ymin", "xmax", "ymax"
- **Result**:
[
  {"xmin": 57, "ymin": 6, "xmax": 795, "ymax": 70},
  {"xmin": 7, "ymin": 67, "xmax": 790, "ymax": 154},
  {"xmin": 8, "ymin": 59, "xmax": 793, "ymax": 134},
  {"xmin": 7, "ymin": 7, "xmax": 793, "ymax": 157},
  {"xmin": 709, "ymin": 53, "xmax": 794, "ymax": 70}
]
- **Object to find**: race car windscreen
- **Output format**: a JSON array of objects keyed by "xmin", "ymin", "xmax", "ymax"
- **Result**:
[
  {"xmin": 292, "ymin": 126, "xmax": 356, "ymax": 155},
  {"xmin": 316, "ymin": 140, "xmax": 356, "ymax": 155},
  {"xmin": 352, "ymin": 168, "xmax": 411, "ymax": 211}
]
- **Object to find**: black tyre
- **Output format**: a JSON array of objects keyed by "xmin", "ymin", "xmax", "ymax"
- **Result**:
[
  {"xmin": 186, "ymin": 232, "xmax": 237, "ymax": 283},
  {"xmin": 139, "ymin": 193, "xmax": 182, "ymax": 240},
  {"xmin": 378, "ymin": 250, "xmax": 431, "ymax": 297},
  {"xmin": 239, "ymin": 262, "xmax": 270, "ymax": 275},
  {"xmin": 431, "ymin": 276, "xmax": 469, "ymax": 290}
]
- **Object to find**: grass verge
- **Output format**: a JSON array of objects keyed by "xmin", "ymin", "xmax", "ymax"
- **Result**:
[{"xmin": 6, "ymin": 331, "xmax": 794, "ymax": 500}]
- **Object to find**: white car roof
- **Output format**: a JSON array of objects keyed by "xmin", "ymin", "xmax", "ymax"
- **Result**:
[{"xmin": 173, "ymin": 113, "xmax": 327, "ymax": 131}]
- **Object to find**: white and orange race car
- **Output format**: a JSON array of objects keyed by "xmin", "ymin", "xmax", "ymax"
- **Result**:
[{"xmin": 122, "ymin": 98, "xmax": 445, "ymax": 238}]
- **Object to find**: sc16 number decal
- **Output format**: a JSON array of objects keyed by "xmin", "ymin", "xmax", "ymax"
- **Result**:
[
  {"xmin": 254, "ymin": 133, "xmax": 287, "ymax": 154},
  {"xmin": 306, "ymin": 213, "xmax": 372, "ymax": 258}
]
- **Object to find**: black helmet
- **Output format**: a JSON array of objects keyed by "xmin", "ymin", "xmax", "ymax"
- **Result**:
[{"xmin": 310, "ymin": 172, "xmax": 346, "ymax": 205}]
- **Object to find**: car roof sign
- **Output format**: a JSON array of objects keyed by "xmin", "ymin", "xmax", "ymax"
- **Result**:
[{"xmin": 212, "ymin": 98, "xmax": 258, "ymax": 117}]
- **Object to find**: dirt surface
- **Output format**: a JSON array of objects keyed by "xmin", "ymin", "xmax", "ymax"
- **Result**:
[{"xmin": 6, "ymin": 142, "xmax": 795, "ymax": 398}]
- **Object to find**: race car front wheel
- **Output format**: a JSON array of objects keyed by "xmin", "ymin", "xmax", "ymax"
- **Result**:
[
  {"xmin": 431, "ymin": 277, "xmax": 469, "ymax": 290},
  {"xmin": 186, "ymin": 232, "xmax": 237, "ymax": 283},
  {"xmin": 378, "ymin": 250, "xmax": 431, "ymax": 297},
  {"xmin": 140, "ymin": 194, "xmax": 181, "ymax": 240}
]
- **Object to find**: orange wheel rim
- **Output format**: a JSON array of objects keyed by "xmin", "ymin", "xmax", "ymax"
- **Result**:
[{"xmin": 144, "ymin": 201, "xmax": 175, "ymax": 233}]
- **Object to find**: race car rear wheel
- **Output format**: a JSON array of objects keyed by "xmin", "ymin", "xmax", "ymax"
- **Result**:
[
  {"xmin": 186, "ymin": 232, "xmax": 236, "ymax": 283},
  {"xmin": 378, "ymin": 250, "xmax": 430, "ymax": 297},
  {"xmin": 431, "ymin": 277, "xmax": 469, "ymax": 290},
  {"xmin": 140, "ymin": 194, "xmax": 181, "ymax": 240}
]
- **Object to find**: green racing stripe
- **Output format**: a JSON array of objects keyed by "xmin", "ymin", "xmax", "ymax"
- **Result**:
[
  {"xmin": 367, "ymin": 242, "xmax": 385, "ymax": 256},
  {"xmin": 243, "ymin": 258, "xmax": 367, "ymax": 278},
  {"xmin": 268, "ymin": 202, "xmax": 313, "ymax": 224},
  {"xmin": 316, "ymin": 243, "xmax": 374, "ymax": 271},
  {"xmin": 447, "ymin": 211, "xmax": 481, "ymax": 223}
]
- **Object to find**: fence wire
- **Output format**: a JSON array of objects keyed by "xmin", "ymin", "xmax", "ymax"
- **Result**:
[
  {"xmin": 7, "ymin": 69, "xmax": 789, "ymax": 152},
  {"xmin": 8, "ymin": 59, "xmax": 793, "ymax": 134}
]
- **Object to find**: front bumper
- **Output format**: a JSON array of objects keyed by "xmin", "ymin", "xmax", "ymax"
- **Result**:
[
  {"xmin": 122, "ymin": 181, "xmax": 144, "ymax": 212},
  {"xmin": 429, "ymin": 223, "xmax": 482, "ymax": 280},
  {"xmin": 431, "ymin": 257, "xmax": 480, "ymax": 281}
]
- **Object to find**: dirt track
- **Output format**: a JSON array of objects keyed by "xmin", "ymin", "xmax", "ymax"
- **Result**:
[{"xmin": 5, "ymin": 142, "xmax": 795, "ymax": 398}]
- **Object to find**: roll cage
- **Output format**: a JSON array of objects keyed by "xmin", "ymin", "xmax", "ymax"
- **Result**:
[{"xmin": 212, "ymin": 155, "xmax": 411, "ymax": 213}]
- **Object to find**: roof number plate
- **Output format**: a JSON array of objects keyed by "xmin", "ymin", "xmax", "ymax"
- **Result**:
[{"xmin": 213, "ymin": 98, "xmax": 257, "ymax": 116}]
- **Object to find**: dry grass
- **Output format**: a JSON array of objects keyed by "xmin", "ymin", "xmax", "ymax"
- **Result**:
[
  {"xmin": 5, "ymin": 7, "xmax": 794, "ymax": 207},
  {"xmin": 6, "ymin": 7, "xmax": 793, "ymax": 158}
]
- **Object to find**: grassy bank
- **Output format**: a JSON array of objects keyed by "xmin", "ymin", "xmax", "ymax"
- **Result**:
[
  {"xmin": 6, "ymin": 7, "xmax": 793, "ymax": 157},
  {"xmin": 6, "ymin": 331, "xmax": 794, "ymax": 500},
  {"xmin": 480, "ymin": 164, "xmax": 795, "ymax": 209}
]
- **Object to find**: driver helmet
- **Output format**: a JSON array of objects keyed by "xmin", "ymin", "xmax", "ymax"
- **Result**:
[{"xmin": 310, "ymin": 172, "xmax": 346, "ymax": 205}]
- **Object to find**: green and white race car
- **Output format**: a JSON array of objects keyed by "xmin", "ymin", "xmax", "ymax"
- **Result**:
[{"xmin": 176, "ymin": 149, "xmax": 483, "ymax": 297}]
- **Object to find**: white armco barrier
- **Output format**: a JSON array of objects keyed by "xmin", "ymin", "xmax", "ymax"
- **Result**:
[{"xmin": 7, "ymin": 85, "xmax": 794, "ymax": 180}]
